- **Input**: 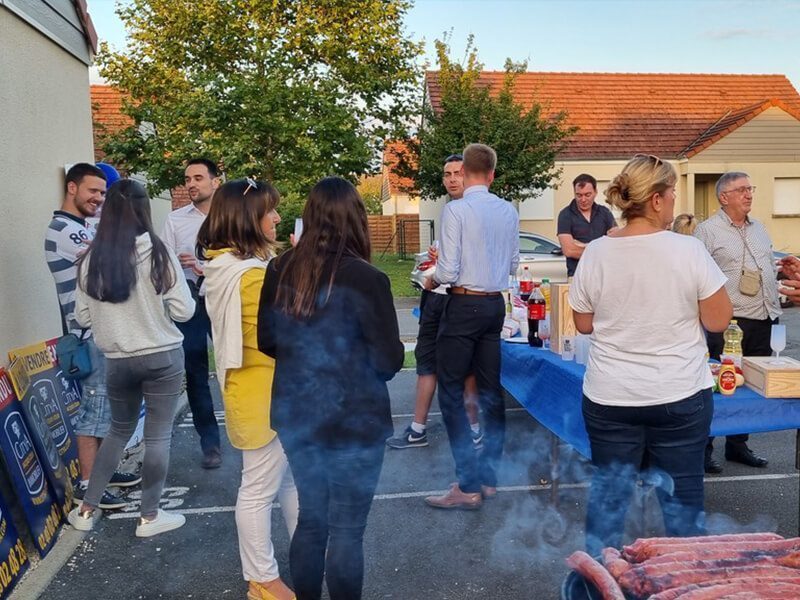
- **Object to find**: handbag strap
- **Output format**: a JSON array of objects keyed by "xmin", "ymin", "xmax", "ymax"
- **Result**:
[{"xmin": 58, "ymin": 306, "xmax": 69, "ymax": 337}]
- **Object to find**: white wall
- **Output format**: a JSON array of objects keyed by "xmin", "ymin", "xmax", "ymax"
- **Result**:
[
  {"xmin": 382, "ymin": 193, "xmax": 419, "ymax": 216},
  {"xmin": 518, "ymin": 187, "xmax": 555, "ymax": 223},
  {"xmin": 0, "ymin": 9, "xmax": 95, "ymax": 360},
  {"xmin": 130, "ymin": 173, "xmax": 172, "ymax": 233},
  {"xmin": 419, "ymin": 194, "xmax": 448, "ymax": 241}
]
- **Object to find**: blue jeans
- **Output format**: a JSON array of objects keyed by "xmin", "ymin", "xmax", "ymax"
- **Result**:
[
  {"xmin": 75, "ymin": 339, "xmax": 111, "ymax": 438},
  {"xmin": 582, "ymin": 389, "xmax": 713, "ymax": 556},
  {"xmin": 282, "ymin": 441, "xmax": 384, "ymax": 600},
  {"xmin": 175, "ymin": 298, "xmax": 219, "ymax": 453}
]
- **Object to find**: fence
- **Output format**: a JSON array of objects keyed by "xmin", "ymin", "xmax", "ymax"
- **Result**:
[
  {"xmin": 367, "ymin": 214, "xmax": 433, "ymax": 258},
  {"xmin": 398, "ymin": 218, "xmax": 433, "ymax": 259}
]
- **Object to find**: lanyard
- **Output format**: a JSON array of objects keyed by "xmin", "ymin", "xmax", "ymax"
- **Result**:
[{"xmin": 736, "ymin": 225, "xmax": 761, "ymax": 272}]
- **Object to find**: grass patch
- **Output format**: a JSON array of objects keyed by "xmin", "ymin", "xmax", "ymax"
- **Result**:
[
  {"xmin": 403, "ymin": 350, "xmax": 416, "ymax": 369},
  {"xmin": 372, "ymin": 253, "xmax": 420, "ymax": 298}
]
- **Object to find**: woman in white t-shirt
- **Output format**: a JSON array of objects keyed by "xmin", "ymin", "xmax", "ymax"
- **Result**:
[{"xmin": 569, "ymin": 154, "xmax": 732, "ymax": 555}]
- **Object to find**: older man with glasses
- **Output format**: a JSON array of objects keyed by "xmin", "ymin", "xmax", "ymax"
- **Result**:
[{"xmin": 695, "ymin": 171, "xmax": 781, "ymax": 473}]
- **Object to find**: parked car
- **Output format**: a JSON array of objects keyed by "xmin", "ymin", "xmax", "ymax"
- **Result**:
[{"xmin": 410, "ymin": 231, "xmax": 568, "ymax": 291}]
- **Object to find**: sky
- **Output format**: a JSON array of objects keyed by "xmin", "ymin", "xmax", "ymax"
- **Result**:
[{"xmin": 87, "ymin": 0, "xmax": 800, "ymax": 90}]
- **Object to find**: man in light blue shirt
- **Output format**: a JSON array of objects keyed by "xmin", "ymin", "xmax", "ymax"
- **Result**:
[{"xmin": 424, "ymin": 143, "xmax": 519, "ymax": 510}]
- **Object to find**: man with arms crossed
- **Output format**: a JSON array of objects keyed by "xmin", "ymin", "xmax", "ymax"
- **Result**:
[
  {"xmin": 557, "ymin": 174, "xmax": 617, "ymax": 277},
  {"xmin": 162, "ymin": 158, "xmax": 222, "ymax": 469},
  {"xmin": 423, "ymin": 144, "xmax": 519, "ymax": 510},
  {"xmin": 46, "ymin": 163, "xmax": 141, "ymax": 510},
  {"xmin": 695, "ymin": 172, "xmax": 780, "ymax": 472},
  {"xmin": 386, "ymin": 154, "xmax": 481, "ymax": 449}
]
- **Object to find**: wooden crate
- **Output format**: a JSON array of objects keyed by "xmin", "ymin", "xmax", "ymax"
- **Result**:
[
  {"xmin": 550, "ymin": 283, "xmax": 577, "ymax": 355},
  {"xmin": 742, "ymin": 356, "xmax": 800, "ymax": 398}
]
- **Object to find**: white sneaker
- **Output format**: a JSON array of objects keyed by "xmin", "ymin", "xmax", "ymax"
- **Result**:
[
  {"xmin": 135, "ymin": 509, "xmax": 185, "ymax": 538},
  {"xmin": 68, "ymin": 507, "xmax": 101, "ymax": 531}
]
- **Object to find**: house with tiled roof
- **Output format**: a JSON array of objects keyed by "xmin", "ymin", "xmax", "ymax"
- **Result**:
[
  {"xmin": 381, "ymin": 140, "xmax": 418, "ymax": 215},
  {"xmin": 90, "ymin": 84, "xmax": 183, "ymax": 231},
  {"xmin": 415, "ymin": 71, "xmax": 800, "ymax": 254}
]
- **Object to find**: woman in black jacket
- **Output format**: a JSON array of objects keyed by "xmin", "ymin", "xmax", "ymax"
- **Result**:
[{"xmin": 257, "ymin": 176, "xmax": 403, "ymax": 600}]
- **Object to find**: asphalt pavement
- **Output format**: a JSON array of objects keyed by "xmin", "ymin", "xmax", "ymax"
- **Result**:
[{"xmin": 18, "ymin": 303, "xmax": 800, "ymax": 599}]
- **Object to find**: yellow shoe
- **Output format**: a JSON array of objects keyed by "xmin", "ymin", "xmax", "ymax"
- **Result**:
[{"xmin": 247, "ymin": 579, "xmax": 296, "ymax": 600}]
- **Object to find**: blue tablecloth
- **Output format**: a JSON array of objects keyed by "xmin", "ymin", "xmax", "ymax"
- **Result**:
[{"xmin": 500, "ymin": 343, "xmax": 800, "ymax": 458}]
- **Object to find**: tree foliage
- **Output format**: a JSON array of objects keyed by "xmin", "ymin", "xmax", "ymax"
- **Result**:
[
  {"xmin": 357, "ymin": 175, "xmax": 384, "ymax": 215},
  {"xmin": 396, "ymin": 36, "xmax": 576, "ymax": 203},
  {"xmin": 96, "ymin": 0, "xmax": 423, "ymax": 196}
]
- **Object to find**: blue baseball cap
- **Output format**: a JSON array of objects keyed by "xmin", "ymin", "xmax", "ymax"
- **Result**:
[{"xmin": 95, "ymin": 162, "xmax": 121, "ymax": 186}]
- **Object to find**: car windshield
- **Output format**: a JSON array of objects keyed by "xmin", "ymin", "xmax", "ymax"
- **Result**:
[{"xmin": 520, "ymin": 235, "xmax": 558, "ymax": 254}]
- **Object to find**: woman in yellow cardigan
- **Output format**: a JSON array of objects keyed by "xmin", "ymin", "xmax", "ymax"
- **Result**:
[{"xmin": 198, "ymin": 179, "xmax": 297, "ymax": 600}]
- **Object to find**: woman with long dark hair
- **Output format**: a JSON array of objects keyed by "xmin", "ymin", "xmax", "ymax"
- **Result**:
[
  {"xmin": 257, "ymin": 177, "xmax": 404, "ymax": 600},
  {"xmin": 198, "ymin": 179, "xmax": 298, "ymax": 600},
  {"xmin": 69, "ymin": 179, "xmax": 195, "ymax": 537}
]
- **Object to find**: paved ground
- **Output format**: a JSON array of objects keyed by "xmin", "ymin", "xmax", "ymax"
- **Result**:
[{"xmin": 19, "ymin": 304, "xmax": 800, "ymax": 599}]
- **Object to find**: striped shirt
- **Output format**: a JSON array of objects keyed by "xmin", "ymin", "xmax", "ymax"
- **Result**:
[
  {"xmin": 694, "ymin": 208, "xmax": 781, "ymax": 320},
  {"xmin": 435, "ymin": 185, "xmax": 519, "ymax": 292},
  {"xmin": 45, "ymin": 211, "xmax": 93, "ymax": 335}
]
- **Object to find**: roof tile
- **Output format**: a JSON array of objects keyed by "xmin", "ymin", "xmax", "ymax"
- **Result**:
[{"xmin": 425, "ymin": 72, "xmax": 800, "ymax": 158}]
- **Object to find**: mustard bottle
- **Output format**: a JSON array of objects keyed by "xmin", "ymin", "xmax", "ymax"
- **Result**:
[{"xmin": 718, "ymin": 358, "xmax": 737, "ymax": 396}]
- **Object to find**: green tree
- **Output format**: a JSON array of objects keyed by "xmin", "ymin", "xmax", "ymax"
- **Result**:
[
  {"xmin": 396, "ymin": 36, "xmax": 575, "ymax": 202},
  {"xmin": 96, "ymin": 0, "xmax": 423, "ymax": 196},
  {"xmin": 275, "ymin": 191, "xmax": 305, "ymax": 244},
  {"xmin": 357, "ymin": 175, "xmax": 384, "ymax": 215}
]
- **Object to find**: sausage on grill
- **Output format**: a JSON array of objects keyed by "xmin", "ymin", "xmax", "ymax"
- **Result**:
[
  {"xmin": 648, "ymin": 577, "xmax": 800, "ymax": 600},
  {"xmin": 622, "ymin": 537, "xmax": 800, "ymax": 562},
  {"xmin": 623, "ymin": 532, "xmax": 782, "ymax": 557},
  {"xmin": 565, "ymin": 551, "xmax": 626, "ymax": 600},
  {"xmin": 619, "ymin": 564, "xmax": 800, "ymax": 597},
  {"xmin": 601, "ymin": 547, "xmax": 631, "ymax": 580}
]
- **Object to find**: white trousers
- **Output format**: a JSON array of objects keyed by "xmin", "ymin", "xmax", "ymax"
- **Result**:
[{"xmin": 236, "ymin": 435, "xmax": 299, "ymax": 582}]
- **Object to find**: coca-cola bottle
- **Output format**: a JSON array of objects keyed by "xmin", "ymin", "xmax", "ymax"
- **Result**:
[
  {"xmin": 527, "ymin": 283, "xmax": 546, "ymax": 347},
  {"xmin": 519, "ymin": 266, "xmax": 533, "ymax": 301}
]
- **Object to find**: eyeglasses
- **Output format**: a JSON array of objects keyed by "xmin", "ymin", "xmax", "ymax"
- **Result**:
[
  {"xmin": 243, "ymin": 177, "xmax": 258, "ymax": 196},
  {"xmin": 722, "ymin": 185, "xmax": 756, "ymax": 195}
]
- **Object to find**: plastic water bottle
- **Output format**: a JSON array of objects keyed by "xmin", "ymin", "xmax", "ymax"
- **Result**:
[
  {"xmin": 540, "ymin": 277, "xmax": 551, "ymax": 314},
  {"xmin": 722, "ymin": 320, "xmax": 744, "ymax": 368},
  {"xmin": 519, "ymin": 266, "xmax": 534, "ymax": 301},
  {"xmin": 527, "ymin": 283, "xmax": 546, "ymax": 347}
]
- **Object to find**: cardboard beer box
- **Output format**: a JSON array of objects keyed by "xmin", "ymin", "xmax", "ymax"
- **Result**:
[
  {"xmin": 742, "ymin": 356, "xmax": 800, "ymax": 398},
  {"xmin": 550, "ymin": 283, "xmax": 577, "ymax": 355}
]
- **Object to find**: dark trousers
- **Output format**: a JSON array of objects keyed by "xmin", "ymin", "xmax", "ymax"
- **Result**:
[
  {"xmin": 582, "ymin": 390, "xmax": 713, "ymax": 556},
  {"xmin": 282, "ymin": 441, "xmax": 384, "ymax": 600},
  {"xmin": 175, "ymin": 298, "xmax": 219, "ymax": 453},
  {"xmin": 706, "ymin": 316, "xmax": 777, "ymax": 450},
  {"xmin": 436, "ymin": 294, "xmax": 505, "ymax": 493}
]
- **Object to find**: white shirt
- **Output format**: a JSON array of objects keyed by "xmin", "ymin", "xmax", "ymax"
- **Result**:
[
  {"xmin": 161, "ymin": 203, "xmax": 208, "ymax": 282},
  {"xmin": 568, "ymin": 231, "xmax": 727, "ymax": 407},
  {"xmin": 435, "ymin": 185, "xmax": 519, "ymax": 292},
  {"xmin": 694, "ymin": 209, "xmax": 781, "ymax": 321}
]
